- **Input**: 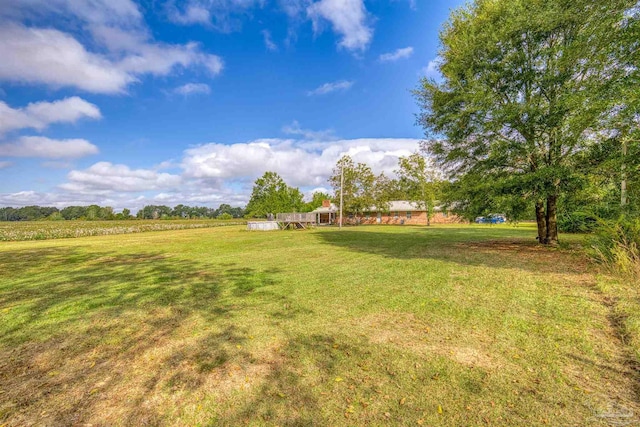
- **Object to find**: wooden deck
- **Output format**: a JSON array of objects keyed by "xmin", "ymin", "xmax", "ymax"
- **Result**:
[{"xmin": 276, "ymin": 213, "xmax": 316, "ymax": 230}]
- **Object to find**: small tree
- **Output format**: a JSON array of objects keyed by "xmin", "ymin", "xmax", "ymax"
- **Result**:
[
  {"xmin": 396, "ymin": 152, "xmax": 441, "ymax": 226},
  {"xmin": 329, "ymin": 156, "xmax": 390, "ymax": 220},
  {"xmin": 245, "ymin": 172, "xmax": 305, "ymax": 217}
]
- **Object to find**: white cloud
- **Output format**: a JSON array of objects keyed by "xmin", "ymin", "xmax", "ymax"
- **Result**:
[
  {"xmin": 421, "ymin": 57, "xmax": 442, "ymax": 80},
  {"xmin": 169, "ymin": 4, "xmax": 211, "ymax": 25},
  {"xmin": 181, "ymin": 137, "xmax": 421, "ymax": 188},
  {"xmin": 61, "ymin": 162, "xmax": 182, "ymax": 193},
  {"xmin": 0, "ymin": 0, "xmax": 142, "ymax": 27},
  {"xmin": 0, "ymin": 25, "xmax": 133, "ymax": 93},
  {"xmin": 307, "ymin": 80, "xmax": 354, "ymax": 96},
  {"xmin": 379, "ymin": 46, "xmax": 414, "ymax": 62},
  {"xmin": 0, "ymin": 18, "xmax": 223, "ymax": 94},
  {"xmin": 0, "ymin": 136, "xmax": 99, "ymax": 159},
  {"xmin": 167, "ymin": 0, "xmax": 265, "ymax": 31},
  {"xmin": 0, "ymin": 97, "xmax": 101, "ymax": 134},
  {"xmin": 0, "ymin": 161, "xmax": 13, "ymax": 169},
  {"xmin": 307, "ymin": 0, "xmax": 373, "ymax": 51},
  {"xmin": 282, "ymin": 120, "xmax": 335, "ymax": 140},
  {"xmin": 173, "ymin": 83, "xmax": 211, "ymax": 96},
  {"xmin": 262, "ymin": 30, "xmax": 278, "ymax": 51}
]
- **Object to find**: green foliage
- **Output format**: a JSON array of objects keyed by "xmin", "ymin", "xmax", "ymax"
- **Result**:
[
  {"xmin": 245, "ymin": 172, "xmax": 305, "ymax": 217},
  {"xmin": 217, "ymin": 212, "xmax": 233, "ymax": 220},
  {"xmin": 304, "ymin": 191, "xmax": 332, "ymax": 212},
  {"xmin": 415, "ymin": 0, "xmax": 638, "ymax": 243},
  {"xmin": 589, "ymin": 216, "xmax": 640, "ymax": 279},
  {"xmin": 396, "ymin": 152, "xmax": 442, "ymax": 225},
  {"xmin": 329, "ymin": 156, "xmax": 390, "ymax": 215}
]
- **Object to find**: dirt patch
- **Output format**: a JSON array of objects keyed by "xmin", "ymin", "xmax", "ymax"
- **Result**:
[{"xmin": 353, "ymin": 312, "xmax": 500, "ymax": 370}]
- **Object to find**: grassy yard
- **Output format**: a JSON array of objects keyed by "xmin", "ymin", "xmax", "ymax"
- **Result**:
[{"xmin": 0, "ymin": 224, "xmax": 637, "ymax": 426}]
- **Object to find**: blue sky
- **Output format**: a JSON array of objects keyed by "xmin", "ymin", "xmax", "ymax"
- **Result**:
[{"xmin": 0, "ymin": 0, "xmax": 463, "ymax": 211}]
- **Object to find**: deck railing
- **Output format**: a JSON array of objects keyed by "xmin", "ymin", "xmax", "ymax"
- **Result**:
[{"xmin": 276, "ymin": 213, "xmax": 317, "ymax": 223}]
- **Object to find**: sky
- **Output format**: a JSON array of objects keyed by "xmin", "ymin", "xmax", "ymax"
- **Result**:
[{"xmin": 0, "ymin": 0, "xmax": 464, "ymax": 211}]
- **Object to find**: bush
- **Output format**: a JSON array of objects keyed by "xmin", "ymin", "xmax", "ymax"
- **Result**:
[
  {"xmin": 557, "ymin": 211, "xmax": 598, "ymax": 233},
  {"xmin": 588, "ymin": 216, "xmax": 640, "ymax": 279},
  {"xmin": 217, "ymin": 213, "xmax": 233, "ymax": 220}
]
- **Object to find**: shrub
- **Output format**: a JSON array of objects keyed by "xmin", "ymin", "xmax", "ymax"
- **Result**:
[
  {"xmin": 588, "ymin": 216, "xmax": 640, "ymax": 279},
  {"xmin": 558, "ymin": 211, "xmax": 598, "ymax": 233},
  {"xmin": 217, "ymin": 213, "xmax": 233, "ymax": 220}
]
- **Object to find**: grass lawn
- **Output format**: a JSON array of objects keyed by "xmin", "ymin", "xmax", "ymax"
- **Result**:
[{"xmin": 0, "ymin": 224, "xmax": 638, "ymax": 426}]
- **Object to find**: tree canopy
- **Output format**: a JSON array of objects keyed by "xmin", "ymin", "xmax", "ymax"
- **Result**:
[
  {"xmin": 329, "ymin": 156, "xmax": 390, "ymax": 216},
  {"xmin": 245, "ymin": 172, "xmax": 305, "ymax": 217},
  {"xmin": 415, "ymin": 0, "xmax": 639, "ymax": 243}
]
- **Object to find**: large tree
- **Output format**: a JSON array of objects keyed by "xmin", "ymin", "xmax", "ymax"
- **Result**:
[
  {"xmin": 245, "ymin": 172, "xmax": 305, "ymax": 217},
  {"xmin": 415, "ymin": 0, "xmax": 637, "ymax": 244}
]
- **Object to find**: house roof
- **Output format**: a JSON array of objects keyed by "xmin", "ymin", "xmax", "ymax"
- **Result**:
[
  {"xmin": 312, "ymin": 201, "xmax": 442, "ymax": 213},
  {"xmin": 367, "ymin": 201, "xmax": 443, "ymax": 212}
]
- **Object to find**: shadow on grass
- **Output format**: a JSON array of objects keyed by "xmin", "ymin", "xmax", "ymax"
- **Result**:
[
  {"xmin": 0, "ymin": 247, "xmax": 291, "ymax": 425},
  {"xmin": 315, "ymin": 227, "xmax": 589, "ymax": 275}
]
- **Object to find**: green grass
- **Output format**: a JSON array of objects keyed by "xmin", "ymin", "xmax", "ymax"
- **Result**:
[{"xmin": 0, "ymin": 224, "xmax": 637, "ymax": 426}]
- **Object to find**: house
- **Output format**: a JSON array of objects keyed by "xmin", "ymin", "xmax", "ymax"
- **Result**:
[
  {"xmin": 312, "ymin": 200, "xmax": 339, "ymax": 225},
  {"xmin": 311, "ymin": 200, "xmax": 462, "ymax": 225}
]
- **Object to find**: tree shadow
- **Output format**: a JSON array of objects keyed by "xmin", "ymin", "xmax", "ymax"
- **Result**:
[
  {"xmin": 315, "ymin": 228, "xmax": 590, "ymax": 275},
  {"xmin": 0, "ymin": 247, "xmax": 287, "ymax": 425}
]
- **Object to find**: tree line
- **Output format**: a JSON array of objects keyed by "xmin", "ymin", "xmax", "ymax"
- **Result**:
[
  {"xmin": 245, "ymin": 153, "xmax": 443, "ymax": 224},
  {"xmin": 0, "ymin": 204, "xmax": 245, "ymax": 221}
]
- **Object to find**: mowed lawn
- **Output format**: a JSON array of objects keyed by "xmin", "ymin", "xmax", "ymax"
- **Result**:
[{"xmin": 0, "ymin": 225, "xmax": 637, "ymax": 426}]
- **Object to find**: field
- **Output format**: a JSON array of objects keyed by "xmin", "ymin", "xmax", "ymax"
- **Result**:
[
  {"xmin": 0, "ymin": 224, "xmax": 638, "ymax": 426},
  {"xmin": 0, "ymin": 219, "xmax": 246, "ymax": 241}
]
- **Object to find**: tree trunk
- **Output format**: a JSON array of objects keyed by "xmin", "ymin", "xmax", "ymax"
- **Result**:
[
  {"xmin": 622, "ymin": 137, "xmax": 628, "ymax": 208},
  {"xmin": 545, "ymin": 194, "xmax": 559, "ymax": 245},
  {"xmin": 535, "ymin": 200, "xmax": 547, "ymax": 244}
]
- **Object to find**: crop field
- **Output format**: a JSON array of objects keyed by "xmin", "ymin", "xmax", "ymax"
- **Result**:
[
  {"xmin": 0, "ymin": 219, "xmax": 246, "ymax": 241},
  {"xmin": 0, "ymin": 224, "xmax": 638, "ymax": 426}
]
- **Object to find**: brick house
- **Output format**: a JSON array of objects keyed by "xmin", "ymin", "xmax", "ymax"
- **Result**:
[{"xmin": 312, "ymin": 200, "xmax": 462, "ymax": 225}]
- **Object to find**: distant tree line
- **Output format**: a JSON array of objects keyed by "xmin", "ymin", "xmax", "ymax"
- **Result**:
[{"xmin": 0, "ymin": 204, "xmax": 245, "ymax": 221}]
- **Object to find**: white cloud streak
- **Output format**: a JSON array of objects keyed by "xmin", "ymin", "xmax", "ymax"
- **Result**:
[
  {"xmin": 262, "ymin": 30, "xmax": 278, "ymax": 51},
  {"xmin": 0, "ymin": 136, "xmax": 99, "ymax": 159},
  {"xmin": 173, "ymin": 83, "xmax": 211, "ymax": 96},
  {"xmin": 0, "ymin": 97, "xmax": 101, "ymax": 134},
  {"xmin": 307, "ymin": 80, "xmax": 354, "ymax": 96},
  {"xmin": 61, "ymin": 162, "xmax": 182, "ymax": 193},
  {"xmin": 379, "ymin": 46, "xmax": 414, "ymax": 62}
]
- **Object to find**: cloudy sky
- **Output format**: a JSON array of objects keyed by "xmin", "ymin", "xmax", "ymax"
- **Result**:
[{"xmin": 0, "ymin": 0, "xmax": 461, "ymax": 211}]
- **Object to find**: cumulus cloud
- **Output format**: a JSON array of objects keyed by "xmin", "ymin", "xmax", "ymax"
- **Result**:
[
  {"xmin": 0, "ymin": 97, "xmax": 101, "ymax": 134},
  {"xmin": 0, "ymin": 136, "xmax": 99, "ymax": 159},
  {"xmin": 0, "ymin": 11, "xmax": 223, "ymax": 93},
  {"xmin": 307, "ymin": 80, "xmax": 354, "ymax": 96},
  {"xmin": 307, "ymin": 0, "xmax": 373, "ymax": 51},
  {"xmin": 173, "ymin": 83, "xmax": 211, "ymax": 96},
  {"xmin": 379, "ymin": 46, "xmax": 414, "ymax": 62},
  {"xmin": 181, "ymin": 137, "xmax": 421, "ymax": 188},
  {"xmin": 61, "ymin": 162, "xmax": 182, "ymax": 193}
]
